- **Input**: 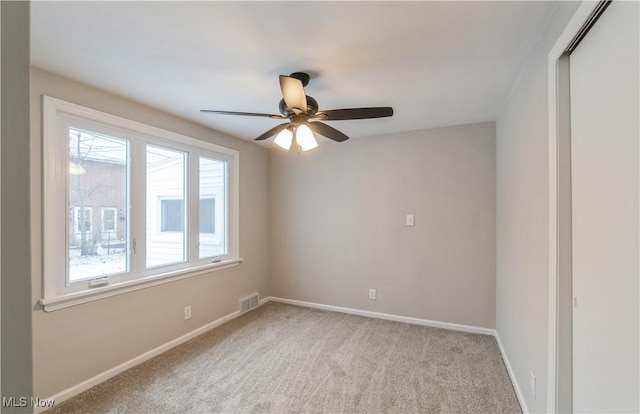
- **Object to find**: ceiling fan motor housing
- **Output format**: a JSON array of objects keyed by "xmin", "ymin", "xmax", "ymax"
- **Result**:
[
  {"xmin": 289, "ymin": 72, "xmax": 310, "ymax": 87},
  {"xmin": 290, "ymin": 114, "xmax": 310, "ymax": 127}
]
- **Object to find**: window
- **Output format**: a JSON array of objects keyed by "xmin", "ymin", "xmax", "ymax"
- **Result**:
[
  {"xmin": 74, "ymin": 206, "xmax": 93, "ymax": 234},
  {"xmin": 42, "ymin": 96, "xmax": 240, "ymax": 311},
  {"xmin": 102, "ymin": 207, "xmax": 118, "ymax": 233},
  {"xmin": 160, "ymin": 199, "xmax": 184, "ymax": 232}
]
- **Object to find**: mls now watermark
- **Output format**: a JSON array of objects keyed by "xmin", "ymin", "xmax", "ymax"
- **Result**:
[{"xmin": 2, "ymin": 397, "xmax": 56, "ymax": 409}]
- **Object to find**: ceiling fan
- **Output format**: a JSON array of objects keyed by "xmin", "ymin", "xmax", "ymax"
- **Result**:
[{"xmin": 200, "ymin": 72, "xmax": 394, "ymax": 151}]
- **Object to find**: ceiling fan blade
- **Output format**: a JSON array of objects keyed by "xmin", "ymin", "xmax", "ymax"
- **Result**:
[
  {"xmin": 279, "ymin": 75, "xmax": 307, "ymax": 114},
  {"xmin": 200, "ymin": 110, "xmax": 286, "ymax": 119},
  {"xmin": 308, "ymin": 121, "xmax": 350, "ymax": 142},
  {"xmin": 315, "ymin": 107, "xmax": 393, "ymax": 121},
  {"xmin": 254, "ymin": 123, "xmax": 290, "ymax": 141}
]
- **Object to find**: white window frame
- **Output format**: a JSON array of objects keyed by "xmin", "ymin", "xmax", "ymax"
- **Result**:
[{"xmin": 41, "ymin": 96, "xmax": 241, "ymax": 311}]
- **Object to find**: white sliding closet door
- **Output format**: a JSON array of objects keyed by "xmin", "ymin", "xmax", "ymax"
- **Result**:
[{"xmin": 570, "ymin": 1, "xmax": 639, "ymax": 412}]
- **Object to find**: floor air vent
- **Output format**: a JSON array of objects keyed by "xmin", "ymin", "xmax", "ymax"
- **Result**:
[{"xmin": 239, "ymin": 293, "xmax": 259, "ymax": 314}]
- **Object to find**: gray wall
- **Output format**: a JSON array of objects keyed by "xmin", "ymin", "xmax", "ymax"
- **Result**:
[
  {"xmin": 1, "ymin": 2, "xmax": 33, "ymax": 412},
  {"xmin": 495, "ymin": 2, "xmax": 579, "ymax": 412},
  {"xmin": 30, "ymin": 68, "xmax": 271, "ymax": 398},
  {"xmin": 270, "ymin": 122, "xmax": 496, "ymax": 329}
]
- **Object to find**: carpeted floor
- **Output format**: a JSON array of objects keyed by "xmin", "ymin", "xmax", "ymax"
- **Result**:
[{"xmin": 46, "ymin": 302, "xmax": 521, "ymax": 413}]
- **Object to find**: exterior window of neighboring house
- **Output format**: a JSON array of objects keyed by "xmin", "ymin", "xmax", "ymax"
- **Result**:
[
  {"xmin": 102, "ymin": 207, "xmax": 118, "ymax": 233},
  {"xmin": 74, "ymin": 207, "xmax": 93, "ymax": 234},
  {"xmin": 42, "ymin": 96, "xmax": 240, "ymax": 311},
  {"xmin": 160, "ymin": 199, "xmax": 184, "ymax": 232}
]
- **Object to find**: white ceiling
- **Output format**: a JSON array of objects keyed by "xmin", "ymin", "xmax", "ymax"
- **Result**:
[{"xmin": 31, "ymin": 1, "xmax": 558, "ymax": 144}]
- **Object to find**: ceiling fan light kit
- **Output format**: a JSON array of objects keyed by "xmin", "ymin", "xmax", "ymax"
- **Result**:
[
  {"xmin": 201, "ymin": 72, "xmax": 394, "ymax": 152},
  {"xmin": 274, "ymin": 127, "xmax": 293, "ymax": 150},
  {"xmin": 294, "ymin": 124, "xmax": 318, "ymax": 151},
  {"xmin": 273, "ymin": 124, "xmax": 318, "ymax": 152}
]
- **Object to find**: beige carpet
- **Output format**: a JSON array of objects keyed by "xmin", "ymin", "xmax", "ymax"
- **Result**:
[{"xmin": 46, "ymin": 303, "xmax": 521, "ymax": 413}]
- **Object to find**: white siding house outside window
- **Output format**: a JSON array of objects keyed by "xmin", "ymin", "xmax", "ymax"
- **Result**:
[
  {"xmin": 199, "ymin": 156, "xmax": 226, "ymax": 259},
  {"xmin": 146, "ymin": 145, "xmax": 187, "ymax": 268},
  {"xmin": 41, "ymin": 96, "xmax": 240, "ymax": 311}
]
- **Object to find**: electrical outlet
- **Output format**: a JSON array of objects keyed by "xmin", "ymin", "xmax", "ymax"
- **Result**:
[
  {"xmin": 530, "ymin": 370, "xmax": 536, "ymax": 399},
  {"xmin": 406, "ymin": 214, "xmax": 415, "ymax": 226},
  {"xmin": 369, "ymin": 288, "xmax": 377, "ymax": 300},
  {"xmin": 184, "ymin": 305, "xmax": 192, "ymax": 320}
]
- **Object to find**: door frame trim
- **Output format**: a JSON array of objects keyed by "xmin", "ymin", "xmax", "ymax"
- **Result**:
[{"xmin": 547, "ymin": 1, "xmax": 609, "ymax": 412}]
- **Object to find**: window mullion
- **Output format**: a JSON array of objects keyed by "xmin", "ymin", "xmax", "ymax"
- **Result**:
[
  {"xmin": 189, "ymin": 152, "xmax": 199, "ymax": 263},
  {"xmin": 129, "ymin": 140, "xmax": 146, "ymax": 273}
]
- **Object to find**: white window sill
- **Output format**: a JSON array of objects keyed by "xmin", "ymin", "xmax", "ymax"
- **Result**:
[{"xmin": 39, "ymin": 258, "xmax": 243, "ymax": 312}]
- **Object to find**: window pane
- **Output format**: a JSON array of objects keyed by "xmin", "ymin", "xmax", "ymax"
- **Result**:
[
  {"xmin": 68, "ymin": 129, "xmax": 128, "ymax": 282},
  {"xmin": 147, "ymin": 146, "xmax": 186, "ymax": 267},
  {"xmin": 199, "ymin": 156, "xmax": 226, "ymax": 259}
]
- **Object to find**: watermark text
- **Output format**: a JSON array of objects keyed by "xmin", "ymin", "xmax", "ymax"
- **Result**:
[{"xmin": 2, "ymin": 396, "xmax": 56, "ymax": 409}]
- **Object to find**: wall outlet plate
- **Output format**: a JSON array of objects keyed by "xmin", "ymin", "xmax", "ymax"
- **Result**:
[
  {"xmin": 184, "ymin": 305, "xmax": 192, "ymax": 320},
  {"xmin": 406, "ymin": 214, "xmax": 415, "ymax": 226},
  {"xmin": 369, "ymin": 288, "xmax": 377, "ymax": 300}
]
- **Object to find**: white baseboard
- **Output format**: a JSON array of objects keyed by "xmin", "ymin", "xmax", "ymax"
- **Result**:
[
  {"xmin": 495, "ymin": 332, "xmax": 529, "ymax": 413},
  {"xmin": 38, "ymin": 297, "xmax": 270, "ymax": 413},
  {"xmin": 266, "ymin": 296, "xmax": 496, "ymax": 336}
]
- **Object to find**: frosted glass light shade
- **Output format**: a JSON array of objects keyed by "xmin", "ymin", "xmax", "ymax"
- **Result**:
[
  {"xmin": 295, "ymin": 124, "xmax": 318, "ymax": 151},
  {"xmin": 274, "ymin": 128, "xmax": 293, "ymax": 150}
]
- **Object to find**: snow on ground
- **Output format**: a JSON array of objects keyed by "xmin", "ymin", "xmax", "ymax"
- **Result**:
[{"xmin": 69, "ymin": 252, "xmax": 127, "ymax": 281}]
